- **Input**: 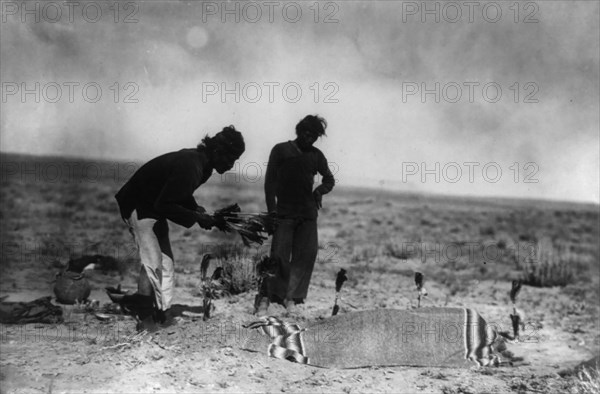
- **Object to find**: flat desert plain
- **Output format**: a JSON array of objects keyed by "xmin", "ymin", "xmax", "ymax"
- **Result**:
[{"xmin": 1, "ymin": 153, "xmax": 598, "ymax": 393}]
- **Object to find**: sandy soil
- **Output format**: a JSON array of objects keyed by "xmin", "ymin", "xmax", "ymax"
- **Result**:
[{"xmin": 1, "ymin": 154, "xmax": 599, "ymax": 393}]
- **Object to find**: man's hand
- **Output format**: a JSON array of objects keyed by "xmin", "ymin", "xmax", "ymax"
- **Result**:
[
  {"xmin": 265, "ymin": 211, "xmax": 277, "ymax": 235},
  {"xmin": 213, "ymin": 216, "xmax": 229, "ymax": 232},
  {"xmin": 196, "ymin": 212, "xmax": 215, "ymax": 230},
  {"xmin": 313, "ymin": 190, "xmax": 323, "ymax": 209}
]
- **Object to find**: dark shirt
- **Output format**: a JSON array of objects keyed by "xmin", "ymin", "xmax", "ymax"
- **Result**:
[
  {"xmin": 115, "ymin": 148, "xmax": 212, "ymax": 228},
  {"xmin": 264, "ymin": 141, "xmax": 335, "ymax": 219}
]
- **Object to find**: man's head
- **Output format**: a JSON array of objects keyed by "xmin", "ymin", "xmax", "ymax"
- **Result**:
[
  {"xmin": 202, "ymin": 125, "xmax": 245, "ymax": 174},
  {"xmin": 295, "ymin": 115, "xmax": 327, "ymax": 151}
]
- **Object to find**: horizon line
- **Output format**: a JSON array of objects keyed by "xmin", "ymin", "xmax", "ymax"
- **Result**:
[{"xmin": 1, "ymin": 150, "xmax": 598, "ymax": 208}]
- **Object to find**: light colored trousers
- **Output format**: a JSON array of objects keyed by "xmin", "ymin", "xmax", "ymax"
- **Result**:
[{"xmin": 126, "ymin": 210, "xmax": 175, "ymax": 311}]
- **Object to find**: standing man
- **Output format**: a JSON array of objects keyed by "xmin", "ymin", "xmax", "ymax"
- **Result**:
[
  {"xmin": 114, "ymin": 126, "xmax": 245, "ymax": 327},
  {"xmin": 257, "ymin": 115, "xmax": 335, "ymax": 316}
]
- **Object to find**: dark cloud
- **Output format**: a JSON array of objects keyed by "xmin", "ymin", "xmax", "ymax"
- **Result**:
[{"xmin": 1, "ymin": 1, "xmax": 598, "ymax": 201}]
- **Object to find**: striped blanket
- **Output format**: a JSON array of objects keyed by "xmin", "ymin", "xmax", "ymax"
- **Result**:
[{"xmin": 242, "ymin": 308, "xmax": 500, "ymax": 368}]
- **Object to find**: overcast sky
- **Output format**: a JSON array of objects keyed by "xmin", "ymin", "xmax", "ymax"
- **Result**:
[{"xmin": 1, "ymin": 1, "xmax": 599, "ymax": 203}]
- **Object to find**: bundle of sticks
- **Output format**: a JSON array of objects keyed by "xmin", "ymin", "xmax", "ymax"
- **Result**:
[{"xmin": 211, "ymin": 204, "xmax": 277, "ymax": 246}]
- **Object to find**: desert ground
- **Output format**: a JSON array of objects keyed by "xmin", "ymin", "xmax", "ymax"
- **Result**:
[{"xmin": 1, "ymin": 152, "xmax": 598, "ymax": 393}]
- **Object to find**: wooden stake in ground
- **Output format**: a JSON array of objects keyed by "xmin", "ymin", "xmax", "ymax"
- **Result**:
[
  {"xmin": 509, "ymin": 279, "xmax": 522, "ymax": 340},
  {"xmin": 199, "ymin": 254, "xmax": 213, "ymax": 321},
  {"xmin": 414, "ymin": 272, "xmax": 427, "ymax": 308},
  {"xmin": 332, "ymin": 269, "xmax": 348, "ymax": 316}
]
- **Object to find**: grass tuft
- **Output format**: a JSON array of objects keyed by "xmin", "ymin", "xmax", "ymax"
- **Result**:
[
  {"xmin": 205, "ymin": 244, "xmax": 265, "ymax": 296},
  {"xmin": 219, "ymin": 253, "xmax": 263, "ymax": 295},
  {"xmin": 520, "ymin": 238, "xmax": 582, "ymax": 287},
  {"xmin": 573, "ymin": 365, "xmax": 600, "ymax": 394}
]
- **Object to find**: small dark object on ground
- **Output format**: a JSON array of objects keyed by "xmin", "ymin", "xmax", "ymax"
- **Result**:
[
  {"xmin": 510, "ymin": 313, "xmax": 521, "ymax": 339},
  {"xmin": 510, "ymin": 280, "xmax": 522, "ymax": 304},
  {"xmin": 335, "ymin": 269, "xmax": 348, "ymax": 292},
  {"xmin": 105, "ymin": 286, "xmax": 156, "ymax": 323},
  {"xmin": 65, "ymin": 256, "xmax": 98, "ymax": 273},
  {"xmin": 415, "ymin": 272, "xmax": 424, "ymax": 291},
  {"xmin": 199, "ymin": 254, "xmax": 218, "ymax": 321},
  {"xmin": 332, "ymin": 304, "xmax": 340, "ymax": 316},
  {"xmin": 105, "ymin": 284, "xmax": 123, "ymax": 296},
  {"xmin": 54, "ymin": 270, "xmax": 91, "ymax": 305},
  {"xmin": 332, "ymin": 268, "xmax": 348, "ymax": 316},
  {"xmin": 508, "ymin": 280, "xmax": 524, "ymax": 340},
  {"xmin": 67, "ymin": 254, "xmax": 123, "ymax": 273},
  {"xmin": 415, "ymin": 272, "xmax": 427, "ymax": 308},
  {"xmin": 0, "ymin": 296, "xmax": 63, "ymax": 324}
]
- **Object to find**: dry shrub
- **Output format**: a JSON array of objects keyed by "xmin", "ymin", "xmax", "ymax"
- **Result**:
[
  {"xmin": 436, "ymin": 270, "xmax": 467, "ymax": 296},
  {"xmin": 440, "ymin": 384, "xmax": 475, "ymax": 394},
  {"xmin": 509, "ymin": 376, "xmax": 569, "ymax": 394},
  {"xmin": 479, "ymin": 225, "xmax": 496, "ymax": 236},
  {"xmin": 209, "ymin": 243, "xmax": 264, "ymax": 296},
  {"xmin": 349, "ymin": 244, "xmax": 381, "ymax": 264},
  {"xmin": 384, "ymin": 241, "xmax": 417, "ymax": 260},
  {"xmin": 574, "ymin": 365, "xmax": 600, "ymax": 394},
  {"xmin": 521, "ymin": 238, "xmax": 584, "ymax": 287},
  {"xmin": 220, "ymin": 254, "xmax": 262, "ymax": 295}
]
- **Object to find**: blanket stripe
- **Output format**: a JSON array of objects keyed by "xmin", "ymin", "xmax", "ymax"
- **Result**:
[{"xmin": 242, "ymin": 308, "xmax": 500, "ymax": 368}]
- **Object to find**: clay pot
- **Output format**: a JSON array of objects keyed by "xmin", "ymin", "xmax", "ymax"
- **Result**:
[{"xmin": 54, "ymin": 271, "xmax": 91, "ymax": 305}]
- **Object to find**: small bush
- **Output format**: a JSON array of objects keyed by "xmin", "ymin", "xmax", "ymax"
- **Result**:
[
  {"xmin": 479, "ymin": 225, "xmax": 496, "ymax": 236},
  {"xmin": 219, "ymin": 254, "xmax": 262, "ymax": 295},
  {"xmin": 208, "ymin": 244, "xmax": 264, "ymax": 296},
  {"xmin": 384, "ymin": 242, "xmax": 416, "ymax": 260},
  {"xmin": 420, "ymin": 218, "xmax": 433, "ymax": 226},
  {"xmin": 521, "ymin": 238, "xmax": 579, "ymax": 287},
  {"xmin": 519, "ymin": 233, "xmax": 536, "ymax": 242},
  {"xmin": 440, "ymin": 383, "xmax": 475, "ymax": 394},
  {"xmin": 350, "ymin": 244, "xmax": 381, "ymax": 264}
]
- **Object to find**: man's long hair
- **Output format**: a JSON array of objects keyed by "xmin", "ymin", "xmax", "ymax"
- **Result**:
[
  {"xmin": 197, "ymin": 125, "xmax": 245, "ymax": 156},
  {"xmin": 295, "ymin": 115, "xmax": 327, "ymax": 137}
]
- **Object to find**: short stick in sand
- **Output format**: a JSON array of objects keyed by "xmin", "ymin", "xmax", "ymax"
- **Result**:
[{"xmin": 332, "ymin": 269, "xmax": 348, "ymax": 316}]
